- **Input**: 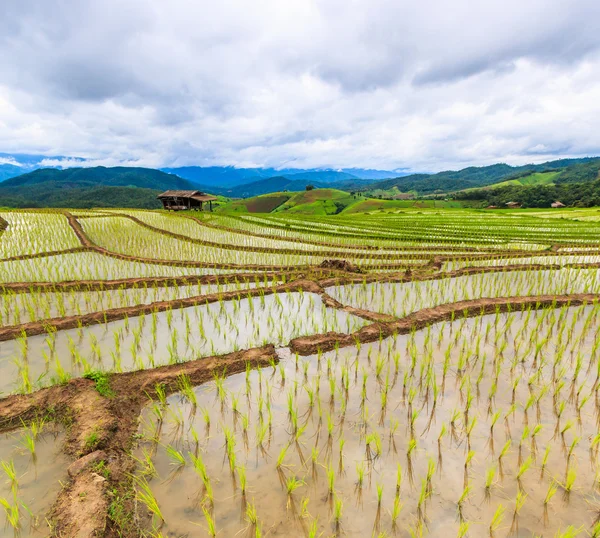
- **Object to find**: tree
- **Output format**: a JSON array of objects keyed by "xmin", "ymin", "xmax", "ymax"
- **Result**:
[{"xmin": 306, "ymin": 185, "xmax": 314, "ymax": 191}]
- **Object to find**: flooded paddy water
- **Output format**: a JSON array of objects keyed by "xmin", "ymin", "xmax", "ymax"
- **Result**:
[
  {"xmin": 0, "ymin": 252, "xmax": 253, "ymax": 283},
  {"xmin": 442, "ymin": 256, "xmax": 600, "ymax": 271},
  {"xmin": 0, "ymin": 280, "xmax": 274, "ymax": 326},
  {"xmin": 0, "ymin": 292, "xmax": 366, "ymax": 395},
  {"xmin": 0, "ymin": 423, "xmax": 68, "ymax": 537},
  {"xmin": 328, "ymin": 268, "xmax": 600, "ymax": 317},
  {"xmin": 135, "ymin": 304, "xmax": 600, "ymax": 537}
]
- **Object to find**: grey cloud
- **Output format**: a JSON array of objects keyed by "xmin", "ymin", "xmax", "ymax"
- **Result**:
[{"xmin": 0, "ymin": 0, "xmax": 599, "ymax": 170}]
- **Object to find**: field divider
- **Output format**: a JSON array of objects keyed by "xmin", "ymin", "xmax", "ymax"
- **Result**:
[
  {"xmin": 289, "ymin": 292, "xmax": 600, "ymax": 354},
  {"xmin": 4, "ymin": 259, "xmax": 600, "ymax": 295},
  {"xmin": 0, "ymin": 246, "xmax": 92, "ymax": 263},
  {"xmin": 0, "ymin": 278, "xmax": 331, "ymax": 341}
]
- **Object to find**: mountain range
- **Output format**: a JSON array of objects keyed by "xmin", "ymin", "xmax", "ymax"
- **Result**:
[{"xmin": 0, "ymin": 154, "xmax": 598, "ymax": 209}]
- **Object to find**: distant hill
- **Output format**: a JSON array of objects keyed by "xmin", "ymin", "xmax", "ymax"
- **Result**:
[
  {"xmin": 161, "ymin": 166, "xmax": 270, "ymax": 188},
  {"xmin": 224, "ymin": 188, "xmax": 472, "ymax": 215},
  {"xmin": 0, "ymin": 164, "xmax": 26, "ymax": 182},
  {"xmin": 163, "ymin": 166, "xmax": 392, "ymax": 190},
  {"xmin": 367, "ymin": 157, "xmax": 600, "ymax": 195},
  {"xmin": 206, "ymin": 175, "xmax": 372, "ymax": 198},
  {"xmin": 225, "ymin": 188, "xmax": 362, "ymax": 215},
  {"xmin": 0, "ymin": 166, "xmax": 197, "ymax": 208}
]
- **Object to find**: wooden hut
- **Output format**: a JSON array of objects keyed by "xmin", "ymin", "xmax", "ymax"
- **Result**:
[
  {"xmin": 551, "ymin": 201, "xmax": 565, "ymax": 208},
  {"xmin": 157, "ymin": 190, "xmax": 217, "ymax": 211}
]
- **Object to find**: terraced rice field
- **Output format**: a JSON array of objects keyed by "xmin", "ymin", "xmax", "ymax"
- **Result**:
[{"xmin": 1, "ymin": 208, "xmax": 600, "ymax": 537}]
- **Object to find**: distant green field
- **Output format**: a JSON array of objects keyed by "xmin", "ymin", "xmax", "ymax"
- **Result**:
[
  {"xmin": 462, "ymin": 170, "xmax": 561, "ymax": 192},
  {"xmin": 219, "ymin": 189, "xmax": 476, "ymax": 215}
]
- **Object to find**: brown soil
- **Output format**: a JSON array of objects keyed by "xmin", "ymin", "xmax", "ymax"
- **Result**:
[
  {"xmin": 319, "ymin": 259, "xmax": 364, "ymax": 273},
  {"xmin": 0, "ymin": 272, "xmax": 297, "ymax": 294},
  {"xmin": 0, "ymin": 247, "xmax": 91, "ymax": 263}
]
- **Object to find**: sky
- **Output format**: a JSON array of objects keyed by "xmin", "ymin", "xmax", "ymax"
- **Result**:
[{"xmin": 1, "ymin": 0, "xmax": 600, "ymax": 172}]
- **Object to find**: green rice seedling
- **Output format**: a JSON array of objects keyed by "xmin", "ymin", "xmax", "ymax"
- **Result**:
[
  {"xmin": 457, "ymin": 521, "xmax": 470, "ymax": 537},
  {"xmin": 562, "ymin": 467, "xmax": 577, "ymax": 501},
  {"xmin": 391, "ymin": 494, "xmax": 403, "ymax": 531},
  {"xmin": 484, "ymin": 464, "xmax": 497, "ymax": 502},
  {"xmin": 176, "ymin": 374, "xmax": 197, "ymax": 408},
  {"xmin": 355, "ymin": 461, "xmax": 365, "ymax": 499},
  {"xmin": 567, "ymin": 437, "xmax": 580, "ymax": 465},
  {"xmin": 543, "ymin": 480, "xmax": 558, "ymax": 526},
  {"xmin": 498, "ymin": 440, "xmax": 511, "ymax": 480},
  {"xmin": 1, "ymin": 461, "xmax": 18, "ymax": 494},
  {"xmin": 238, "ymin": 464, "xmax": 247, "ymax": 496},
  {"xmin": 333, "ymin": 495, "xmax": 343, "ymax": 535},
  {"xmin": 509, "ymin": 490, "xmax": 527, "ymax": 535},
  {"xmin": 554, "ymin": 526, "xmax": 584, "ymax": 538},
  {"xmin": 0, "ymin": 492, "xmax": 24, "ymax": 533},
  {"xmin": 299, "ymin": 496, "xmax": 310, "ymax": 519},
  {"xmin": 155, "ymin": 383, "xmax": 167, "ymax": 407},
  {"xmin": 530, "ymin": 424, "xmax": 542, "ymax": 459},
  {"xmin": 437, "ymin": 423, "xmax": 447, "ymax": 470},
  {"xmin": 135, "ymin": 476, "xmax": 164, "ymax": 525},
  {"xmin": 310, "ymin": 447, "xmax": 320, "ymax": 483},
  {"xmin": 395, "ymin": 463, "xmax": 402, "ymax": 496},
  {"xmin": 489, "ymin": 504, "xmax": 505, "ymax": 537},
  {"xmin": 21, "ymin": 430, "xmax": 36, "ymax": 461},
  {"xmin": 457, "ymin": 485, "xmax": 470, "ymax": 522},
  {"xmin": 201, "ymin": 505, "xmax": 217, "ymax": 537},
  {"xmin": 365, "ymin": 431, "xmax": 382, "ymax": 461},
  {"xmin": 338, "ymin": 438, "xmax": 345, "ymax": 476},
  {"xmin": 327, "ymin": 464, "xmax": 335, "ymax": 498},
  {"xmin": 464, "ymin": 450, "xmax": 475, "ymax": 489},
  {"xmin": 286, "ymin": 476, "xmax": 304, "ymax": 510},
  {"xmin": 165, "ymin": 444, "xmax": 186, "ymax": 470},
  {"xmin": 406, "ymin": 438, "xmax": 417, "ymax": 485},
  {"xmin": 416, "ymin": 479, "xmax": 429, "ymax": 524},
  {"xmin": 308, "ymin": 518, "xmax": 319, "ymax": 538},
  {"xmin": 136, "ymin": 447, "xmax": 158, "ymax": 479},
  {"xmin": 516, "ymin": 456, "xmax": 532, "ymax": 491}
]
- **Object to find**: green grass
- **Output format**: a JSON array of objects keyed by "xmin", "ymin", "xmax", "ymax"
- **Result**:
[
  {"xmin": 219, "ymin": 189, "xmax": 474, "ymax": 215},
  {"xmin": 462, "ymin": 171, "xmax": 561, "ymax": 192},
  {"xmin": 83, "ymin": 370, "xmax": 115, "ymax": 398},
  {"xmin": 226, "ymin": 193, "xmax": 291, "ymax": 213}
]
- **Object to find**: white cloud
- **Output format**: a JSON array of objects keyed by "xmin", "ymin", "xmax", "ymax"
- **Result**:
[{"xmin": 0, "ymin": 0, "xmax": 599, "ymax": 171}]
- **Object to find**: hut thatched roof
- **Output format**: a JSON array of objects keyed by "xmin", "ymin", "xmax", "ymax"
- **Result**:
[{"xmin": 157, "ymin": 190, "xmax": 217, "ymax": 201}]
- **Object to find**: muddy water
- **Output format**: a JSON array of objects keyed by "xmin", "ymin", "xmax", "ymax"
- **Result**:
[
  {"xmin": 136, "ymin": 304, "xmax": 600, "ymax": 537},
  {"xmin": 327, "ymin": 267, "xmax": 600, "ymax": 317},
  {"xmin": 0, "ymin": 423, "xmax": 68, "ymax": 537},
  {"xmin": 0, "ymin": 292, "xmax": 366, "ymax": 394},
  {"xmin": 0, "ymin": 280, "xmax": 273, "ymax": 326}
]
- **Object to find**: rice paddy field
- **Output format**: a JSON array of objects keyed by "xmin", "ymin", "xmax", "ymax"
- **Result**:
[{"xmin": 1, "ymin": 207, "xmax": 600, "ymax": 537}]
